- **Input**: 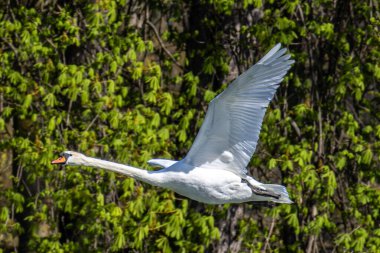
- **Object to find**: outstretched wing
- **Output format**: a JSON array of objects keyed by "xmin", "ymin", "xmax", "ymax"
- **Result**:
[{"xmin": 183, "ymin": 44, "xmax": 294, "ymax": 176}]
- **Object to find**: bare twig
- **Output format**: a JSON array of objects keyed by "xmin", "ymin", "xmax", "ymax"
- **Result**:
[
  {"xmin": 297, "ymin": 4, "xmax": 306, "ymax": 25},
  {"xmin": 66, "ymin": 100, "xmax": 72, "ymax": 127},
  {"xmin": 262, "ymin": 218, "xmax": 276, "ymax": 252},
  {"xmin": 345, "ymin": 100, "xmax": 365, "ymax": 127},
  {"xmin": 317, "ymin": 105, "xmax": 324, "ymax": 158},
  {"xmin": 291, "ymin": 120, "xmax": 302, "ymax": 137},
  {"xmin": 46, "ymin": 38, "xmax": 57, "ymax": 49},
  {"xmin": 22, "ymin": 179, "xmax": 33, "ymax": 197},
  {"xmin": 146, "ymin": 20, "xmax": 183, "ymax": 70},
  {"xmin": 85, "ymin": 114, "xmax": 99, "ymax": 132},
  {"xmin": 1, "ymin": 38, "xmax": 18, "ymax": 57},
  {"xmin": 306, "ymin": 205, "xmax": 318, "ymax": 253},
  {"xmin": 0, "ymin": 92, "xmax": 3, "ymax": 112}
]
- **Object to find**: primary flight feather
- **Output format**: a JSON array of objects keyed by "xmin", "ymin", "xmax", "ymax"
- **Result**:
[{"xmin": 52, "ymin": 44, "xmax": 294, "ymax": 204}]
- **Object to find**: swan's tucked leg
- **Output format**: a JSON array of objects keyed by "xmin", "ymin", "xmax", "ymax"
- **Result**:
[
  {"xmin": 243, "ymin": 176, "xmax": 281, "ymax": 199},
  {"xmin": 244, "ymin": 176, "xmax": 265, "ymax": 189}
]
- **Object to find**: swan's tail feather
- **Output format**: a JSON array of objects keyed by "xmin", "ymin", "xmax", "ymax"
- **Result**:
[{"xmin": 253, "ymin": 184, "xmax": 293, "ymax": 204}]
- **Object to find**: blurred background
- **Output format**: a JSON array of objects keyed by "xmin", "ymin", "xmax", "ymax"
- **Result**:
[{"xmin": 0, "ymin": 0, "xmax": 379, "ymax": 252}]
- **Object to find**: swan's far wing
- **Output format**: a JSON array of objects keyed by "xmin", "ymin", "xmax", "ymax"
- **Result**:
[
  {"xmin": 147, "ymin": 159, "xmax": 178, "ymax": 168},
  {"xmin": 183, "ymin": 44, "xmax": 294, "ymax": 176}
]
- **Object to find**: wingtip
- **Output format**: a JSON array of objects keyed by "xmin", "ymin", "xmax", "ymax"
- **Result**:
[
  {"xmin": 274, "ymin": 43, "xmax": 282, "ymax": 50},
  {"xmin": 257, "ymin": 43, "xmax": 290, "ymax": 65},
  {"xmin": 267, "ymin": 43, "xmax": 283, "ymax": 55}
]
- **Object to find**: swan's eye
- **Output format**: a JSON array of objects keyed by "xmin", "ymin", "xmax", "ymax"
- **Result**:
[{"xmin": 60, "ymin": 152, "xmax": 72, "ymax": 158}]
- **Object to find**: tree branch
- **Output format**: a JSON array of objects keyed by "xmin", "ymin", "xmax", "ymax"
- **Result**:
[
  {"xmin": 146, "ymin": 20, "xmax": 183, "ymax": 70},
  {"xmin": 262, "ymin": 218, "xmax": 276, "ymax": 253}
]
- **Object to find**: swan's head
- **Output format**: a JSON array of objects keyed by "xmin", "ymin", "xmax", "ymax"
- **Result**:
[{"xmin": 51, "ymin": 151, "xmax": 87, "ymax": 166}]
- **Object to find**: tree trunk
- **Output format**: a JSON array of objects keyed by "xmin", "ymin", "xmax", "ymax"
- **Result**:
[{"xmin": 0, "ymin": 92, "xmax": 17, "ymax": 249}]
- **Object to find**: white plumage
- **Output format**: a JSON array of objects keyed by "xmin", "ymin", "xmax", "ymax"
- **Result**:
[{"xmin": 52, "ymin": 44, "xmax": 294, "ymax": 204}]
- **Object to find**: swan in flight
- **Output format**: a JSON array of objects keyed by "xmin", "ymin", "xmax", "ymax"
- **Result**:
[{"xmin": 52, "ymin": 44, "xmax": 294, "ymax": 204}]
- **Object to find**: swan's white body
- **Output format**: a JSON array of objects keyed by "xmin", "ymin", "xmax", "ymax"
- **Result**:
[{"xmin": 52, "ymin": 44, "xmax": 294, "ymax": 204}]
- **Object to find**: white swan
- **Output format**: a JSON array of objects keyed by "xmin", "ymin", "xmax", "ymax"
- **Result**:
[{"xmin": 52, "ymin": 44, "xmax": 294, "ymax": 204}]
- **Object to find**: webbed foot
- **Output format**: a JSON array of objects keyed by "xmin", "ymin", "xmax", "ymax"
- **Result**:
[
  {"xmin": 249, "ymin": 185, "xmax": 281, "ymax": 199},
  {"xmin": 242, "ymin": 178, "xmax": 281, "ymax": 199}
]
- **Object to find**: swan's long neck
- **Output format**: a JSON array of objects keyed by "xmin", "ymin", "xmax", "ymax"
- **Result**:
[{"xmin": 77, "ymin": 156, "xmax": 163, "ymax": 186}]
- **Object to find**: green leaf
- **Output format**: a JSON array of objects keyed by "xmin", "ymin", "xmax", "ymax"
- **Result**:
[
  {"xmin": 335, "ymin": 233, "xmax": 351, "ymax": 249},
  {"xmin": 156, "ymin": 236, "xmax": 172, "ymax": 253},
  {"xmin": 322, "ymin": 169, "xmax": 337, "ymax": 196},
  {"xmin": 286, "ymin": 213, "xmax": 300, "ymax": 234},
  {"xmin": 361, "ymin": 148, "xmax": 373, "ymax": 165},
  {"xmin": 177, "ymin": 129, "xmax": 187, "ymax": 142},
  {"xmin": 336, "ymin": 156, "xmax": 346, "ymax": 170},
  {"xmin": 113, "ymin": 226, "xmax": 126, "ymax": 250},
  {"xmin": 268, "ymin": 158, "xmax": 277, "ymax": 169},
  {"xmin": 151, "ymin": 113, "xmax": 160, "ymax": 128},
  {"xmin": 160, "ymin": 93, "xmax": 173, "ymax": 115},
  {"xmin": 204, "ymin": 90, "xmax": 216, "ymax": 103},
  {"xmin": 111, "ymin": 206, "xmax": 123, "ymax": 217},
  {"xmin": 96, "ymin": 193, "xmax": 104, "ymax": 206},
  {"xmin": 353, "ymin": 228, "xmax": 368, "ymax": 252},
  {"xmin": 48, "ymin": 117, "xmax": 56, "ymax": 131},
  {"xmin": 107, "ymin": 80, "xmax": 115, "ymax": 94},
  {"xmin": 0, "ymin": 118, "xmax": 5, "ymax": 131},
  {"xmin": 110, "ymin": 61, "xmax": 117, "ymax": 73},
  {"xmin": 0, "ymin": 207, "xmax": 9, "ymax": 222},
  {"xmin": 23, "ymin": 94, "xmax": 33, "ymax": 109},
  {"xmin": 158, "ymin": 128, "xmax": 170, "ymax": 141},
  {"xmin": 126, "ymin": 49, "xmax": 136, "ymax": 62}
]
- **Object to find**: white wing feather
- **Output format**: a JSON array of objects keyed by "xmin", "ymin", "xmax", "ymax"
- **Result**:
[
  {"xmin": 148, "ymin": 159, "xmax": 178, "ymax": 168},
  {"xmin": 183, "ymin": 44, "xmax": 294, "ymax": 176}
]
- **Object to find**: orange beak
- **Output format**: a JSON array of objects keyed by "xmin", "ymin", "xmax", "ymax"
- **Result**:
[{"xmin": 51, "ymin": 156, "xmax": 66, "ymax": 165}]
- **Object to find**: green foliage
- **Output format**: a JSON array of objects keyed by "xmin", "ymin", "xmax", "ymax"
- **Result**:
[{"xmin": 0, "ymin": 0, "xmax": 379, "ymax": 252}]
